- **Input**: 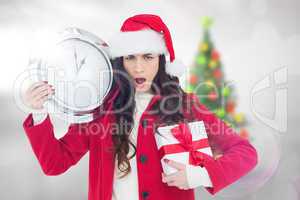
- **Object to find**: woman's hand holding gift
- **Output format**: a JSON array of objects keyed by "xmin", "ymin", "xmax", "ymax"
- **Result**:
[
  {"xmin": 161, "ymin": 158, "xmax": 190, "ymax": 190},
  {"xmin": 161, "ymin": 151, "xmax": 224, "ymax": 190}
]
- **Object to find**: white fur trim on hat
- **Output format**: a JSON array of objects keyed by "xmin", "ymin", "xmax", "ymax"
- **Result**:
[
  {"xmin": 108, "ymin": 29, "xmax": 168, "ymax": 58},
  {"xmin": 166, "ymin": 59, "xmax": 186, "ymax": 78}
]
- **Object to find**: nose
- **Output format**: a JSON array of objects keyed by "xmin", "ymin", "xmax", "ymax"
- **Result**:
[{"xmin": 134, "ymin": 57, "xmax": 145, "ymax": 73}]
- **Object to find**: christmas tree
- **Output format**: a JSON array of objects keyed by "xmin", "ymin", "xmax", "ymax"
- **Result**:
[{"xmin": 186, "ymin": 17, "xmax": 249, "ymax": 140}]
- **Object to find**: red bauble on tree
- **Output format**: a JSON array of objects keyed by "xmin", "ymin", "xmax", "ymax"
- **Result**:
[
  {"xmin": 208, "ymin": 91, "xmax": 218, "ymax": 101},
  {"xmin": 189, "ymin": 74, "xmax": 198, "ymax": 85},
  {"xmin": 226, "ymin": 100, "xmax": 235, "ymax": 113},
  {"xmin": 211, "ymin": 49, "xmax": 220, "ymax": 60},
  {"xmin": 239, "ymin": 128, "xmax": 249, "ymax": 140},
  {"xmin": 213, "ymin": 68, "xmax": 222, "ymax": 79}
]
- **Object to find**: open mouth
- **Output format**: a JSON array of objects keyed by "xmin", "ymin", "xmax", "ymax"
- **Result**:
[{"xmin": 134, "ymin": 78, "xmax": 146, "ymax": 85}]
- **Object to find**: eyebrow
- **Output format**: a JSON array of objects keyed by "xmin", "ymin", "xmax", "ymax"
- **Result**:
[
  {"xmin": 124, "ymin": 55, "xmax": 135, "ymax": 58},
  {"xmin": 126, "ymin": 53, "xmax": 154, "ymax": 57}
]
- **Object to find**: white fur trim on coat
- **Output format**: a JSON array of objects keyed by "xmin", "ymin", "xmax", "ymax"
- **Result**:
[{"xmin": 108, "ymin": 29, "xmax": 168, "ymax": 58}]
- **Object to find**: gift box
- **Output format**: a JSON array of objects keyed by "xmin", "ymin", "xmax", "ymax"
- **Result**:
[{"xmin": 155, "ymin": 120, "xmax": 213, "ymax": 175}]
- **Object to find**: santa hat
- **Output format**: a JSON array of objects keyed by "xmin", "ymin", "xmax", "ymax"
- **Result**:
[{"xmin": 108, "ymin": 14, "xmax": 185, "ymax": 77}]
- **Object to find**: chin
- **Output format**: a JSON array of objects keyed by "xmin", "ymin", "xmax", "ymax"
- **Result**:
[{"xmin": 135, "ymin": 87, "xmax": 151, "ymax": 93}]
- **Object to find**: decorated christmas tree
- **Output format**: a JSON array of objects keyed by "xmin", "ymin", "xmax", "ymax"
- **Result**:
[{"xmin": 186, "ymin": 17, "xmax": 250, "ymax": 140}]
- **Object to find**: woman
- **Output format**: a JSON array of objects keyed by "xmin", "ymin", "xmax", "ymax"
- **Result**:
[{"xmin": 23, "ymin": 14, "xmax": 257, "ymax": 200}]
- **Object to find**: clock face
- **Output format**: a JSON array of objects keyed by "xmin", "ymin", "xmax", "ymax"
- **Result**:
[
  {"xmin": 29, "ymin": 27, "xmax": 113, "ymax": 123},
  {"xmin": 45, "ymin": 38, "xmax": 112, "ymax": 113}
]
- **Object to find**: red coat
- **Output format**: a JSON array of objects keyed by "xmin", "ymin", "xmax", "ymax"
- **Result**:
[{"xmin": 23, "ymin": 86, "xmax": 257, "ymax": 200}]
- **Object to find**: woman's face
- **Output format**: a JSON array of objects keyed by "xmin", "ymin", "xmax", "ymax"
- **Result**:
[{"xmin": 123, "ymin": 53, "xmax": 159, "ymax": 92}]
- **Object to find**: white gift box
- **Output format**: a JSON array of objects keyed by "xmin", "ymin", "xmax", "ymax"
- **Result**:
[{"xmin": 156, "ymin": 120, "xmax": 213, "ymax": 175}]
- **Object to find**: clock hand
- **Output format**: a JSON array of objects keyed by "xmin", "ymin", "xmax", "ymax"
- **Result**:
[
  {"xmin": 78, "ymin": 57, "xmax": 86, "ymax": 72},
  {"xmin": 73, "ymin": 47, "xmax": 79, "ymax": 73}
]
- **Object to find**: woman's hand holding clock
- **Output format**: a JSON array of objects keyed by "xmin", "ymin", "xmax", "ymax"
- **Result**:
[{"xmin": 23, "ymin": 81, "xmax": 55, "ymax": 110}]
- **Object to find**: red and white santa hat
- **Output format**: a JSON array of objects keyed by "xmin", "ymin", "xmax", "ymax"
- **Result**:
[{"xmin": 108, "ymin": 14, "xmax": 185, "ymax": 77}]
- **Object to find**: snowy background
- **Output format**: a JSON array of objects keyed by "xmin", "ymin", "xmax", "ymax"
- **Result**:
[{"xmin": 0, "ymin": 0, "xmax": 299, "ymax": 199}]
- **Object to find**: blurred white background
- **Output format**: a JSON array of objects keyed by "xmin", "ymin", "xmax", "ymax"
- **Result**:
[{"xmin": 0, "ymin": 0, "xmax": 299, "ymax": 199}]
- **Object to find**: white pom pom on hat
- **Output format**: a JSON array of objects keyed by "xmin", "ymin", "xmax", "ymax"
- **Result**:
[
  {"xmin": 165, "ymin": 59, "xmax": 186, "ymax": 78},
  {"xmin": 108, "ymin": 14, "xmax": 186, "ymax": 77}
]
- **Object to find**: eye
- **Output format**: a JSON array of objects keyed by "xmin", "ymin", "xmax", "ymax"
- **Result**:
[
  {"xmin": 124, "ymin": 55, "xmax": 135, "ymax": 60},
  {"xmin": 144, "ymin": 54, "xmax": 154, "ymax": 60}
]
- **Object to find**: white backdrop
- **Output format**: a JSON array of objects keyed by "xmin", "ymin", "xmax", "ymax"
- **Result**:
[{"xmin": 0, "ymin": 0, "xmax": 299, "ymax": 199}]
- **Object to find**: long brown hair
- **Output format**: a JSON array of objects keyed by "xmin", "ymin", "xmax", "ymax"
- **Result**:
[{"xmin": 110, "ymin": 55, "xmax": 192, "ymax": 178}]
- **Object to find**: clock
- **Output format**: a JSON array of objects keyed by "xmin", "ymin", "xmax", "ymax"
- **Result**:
[{"xmin": 28, "ymin": 27, "xmax": 113, "ymax": 123}]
